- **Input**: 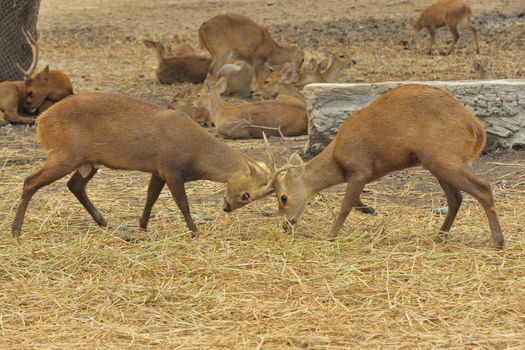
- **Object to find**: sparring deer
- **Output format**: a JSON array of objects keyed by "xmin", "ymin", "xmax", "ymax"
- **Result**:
[
  {"xmin": 201, "ymin": 77, "xmax": 307, "ymax": 139},
  {"xmin": 254, "ymin": 85, "xmax": 504, "ymax": 249},
  {"xmin": 11, "ymin": 92, "xmax": 273, "ymax": 238},
  {"xmin": 143, "ymin": 39, "xmax": 211, "ymax": 84},
  {"xmin": 412, "ymin": 0, "xmax": 479, "ymax": 55},
  {"xmin": 198, "ymin": 13, "xmax": 304, "ymax": 82}
]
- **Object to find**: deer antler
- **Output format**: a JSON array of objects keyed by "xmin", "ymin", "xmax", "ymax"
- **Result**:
[
  {"xmin": 251, "ymin": 151, "xmax": 303, "ymax": 199},
  {"xmin": 16, "ymin": 29, "xmax": 39, "ymax": 80},
  {"xmin": 262, "ymin": 132, "xmax": 277, "ymax": 172}
]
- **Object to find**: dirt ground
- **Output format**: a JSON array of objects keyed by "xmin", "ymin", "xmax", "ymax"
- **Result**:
[{"xmin": 1, "ymin": 0, "xmax": 524, "ymax": 348}]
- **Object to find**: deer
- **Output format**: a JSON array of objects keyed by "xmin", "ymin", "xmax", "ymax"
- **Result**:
[
  {"xmin": 143, "ymin": 39, "xmax": 211, "ymax": 84},
  {"xmin": 199, "ymin": 77, "xmax": 307, "ymax": 139},
  {"xmin": 0, "ymin": 30, "xmax": 73, "ymax": 125},
  {"xmin": 471, "ymin": 55, "xmax": 492, "ymax": 79},
  {"xmin": 295, "ymin": 58, "xmax": 326, "ymax": 86},
  {"xmin": 11, "ymin": 92, "xmax": 274, "ymax": 238},
  {"xmin": 411, "ymin": 0, "xmax": 479, "ymax": 56},
  {"xmin": 251, "ymin": 64, "xmax": 306, "ymax": 105},
  {"xmin": 198, "ymin": 13, "xmax": 304, "ymax": 82},
  {"xmin": 217, "ymin": 62, "xmax": 255, "ymax": 98},
  {"xmin": 251, "ymin": 85, "xmax": 504, "ymax": 249},
  {"xmin": 319, "ymin": 54, "xmax": 354, "ymax": 83},
  {"xmin": 169, "ymin": 87, "xmax": 212, "ymax": 126}
]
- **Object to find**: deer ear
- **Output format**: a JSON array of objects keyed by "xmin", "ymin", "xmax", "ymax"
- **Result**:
[
  {"xmin": 216, "ymin": 77, "xmax": 228, "ymax": 94},
  {"xmin": 42, "ymin": 65, "xmax": 50, "ymax": 80},
  {"xmin": 286, "ymin": 153, "xmax": 305, "ymax": 177}
]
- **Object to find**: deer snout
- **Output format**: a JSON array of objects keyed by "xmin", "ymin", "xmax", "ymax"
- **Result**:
[
  {"xmin": 282, "ymin": 218, "xmax": 297, "ymax": 233},
  {"xmin": 223, "ymin": 201, "xmax": 232, "ymax": 212}
]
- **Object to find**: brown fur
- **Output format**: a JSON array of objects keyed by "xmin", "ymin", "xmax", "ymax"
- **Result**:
[
  {"xmin": 252, "ymin": 64, "xmax": 306, "ymax": 104},
  {"xmin": 169, "ymin": 87, "xmax": 212, "ymax": 125},
  {"xmin": 217, "ymin": 62, "xmax": 254, "ymax": 98},
  {"xmin": 412, "ymin": 0, "xmax": 479, "ymax": 55},
  {"xmin": 198, "ymin": 13, "xmax": 304, "ymax": 81},
  {"xmin": 0, "ymin": 81, "xmax": 36, "ymax": 125},
  {"xmin": 11, "ymin": 92, "xmax": 272, "ymax": 237},
  {"xmin": 203, "ymin": 78, "xmax": 307, "ymax": 139},
  {"xmin": 144, "ymin": 40, "xmax": 211, "ymax": 84},
  {"xmin": 23, "ymin": 66, "xmax": 74, "ymax": 111},
  {"xmin": 471, "ymin": 55, "xmax": 492, "ymax": 79},
  {"xmin": 295, "ymin": 58, "xmax": 326, "ymax": 86},
  {"xmin": 267, "ymin": 85, "xmax": 504, "ymax": 249}
]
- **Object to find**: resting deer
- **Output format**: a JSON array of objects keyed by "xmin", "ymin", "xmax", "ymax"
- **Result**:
[
  {"xmin": 11, "ymin": 92, "xmax": 273, "ymax": 238},
  {"xmin": 295, "ymin": 58, "xmax": 326, "ymax": 86},
  {"xmin": 169, "ymin": 87, "xmax": 212, "ymax": 126},
  {"xmin": 143, "ymin": 39, "xmax": 211, "ymax": 84},
  {"xmin": 217, "ymin": 62, "xmax": 254, "ymax": 98},
  {"xmin": 253, "ymin": 85, "xmax": 504, "ymax": 249},
  {"xmin": 199, "ymin": 13, "xmax": 304, "ymax": 82},
  {"xmin": 412, "ymin": 0, "xmax": 479, "ymax": 55},
  {"xmin": 200, "ymin": 78, "xmax": 307, "ymax": 139},
  {"xmin": 471, "ymin": 55, "xmax": 492, "ymax": 79},
  {"xmin": 0, "ymin": 30, "xmax": 73, "ymax": 125},
  {"xmin": 251, "ymin": 63, "xmax": 306, "ymax": 104}
]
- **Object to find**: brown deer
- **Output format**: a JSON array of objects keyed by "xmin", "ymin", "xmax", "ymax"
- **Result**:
[
  {"xmin": 143, "ymin": 39, "xmax": 211, "ymax": 84},
  {"xmin": 319, "ymin": 54, "xmax": 353, "ymax": 83},
  {"xmin": 295, "ymin": 58, "xmax": 326, "ymax": 86},
  {"xmin": 169, "ymin": 87, "xmax": 212, "ymax": 126},
  {"xmin": 251, "ymin": 63, "xmax": 306, "ymax": 104},
  {"xmin": 0, "ymin": 30, "xmax": 73, "ymax": 125},
  {"xmin": 412, "ymin": 0, "xmax": 479, "ymax": 55},
  {"xmin": 217, "ymin": 62, "xmax": 254, "ymax": 98},
  {"xmin": 11, "ymin": 92, "xmax": 274, "ymax": 238},
  {"xmin": 253, "ymin": 85, "xmax": 504, "ymax": 249},
  {"xmin": 471, "ymin": 55, "xmax": 492, "ymax": 79},
  {"xmin": 201, "ymin": 78, "xmax": 307, "ymax": 139},
  {"xmin": 198, "ymin": 13, "xmax": 304, "ymax": 82}
]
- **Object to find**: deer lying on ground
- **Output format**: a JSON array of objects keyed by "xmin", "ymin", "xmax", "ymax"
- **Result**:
[
  {"xmin": 412, "ymin": 0, "xmax": 479, "ymax": 55},
  {"xmin": 198, "ymin": 13, "xmax": 304, "ymax": 82},
  {"xmin": 217, "ymin": 62, "xmax": 254, "ymax": 98},
  {"xmin": 252, "ymin": 85, "xmax": 504, "ymax": 249},
  {"xmin": 11, "ymin": 92, "xmax": 273, "ymax": 238},
  {"xmin": 0, "ymin": 30, "xmax": 73, "ymax": 125},
  {"xmin": 199, "ymin": 78, "xmax": 307, "ymax": 139},
  {"xmin": 169, "ymin": 87, "xmax": 212, "ymax": 126},
  {"xmin": 471, "ymin": 55, "xmax": 492, "ymax": 79},
  {"xmin": 143, "ymin": 39, "xmax": 211, "ymax": 84},
  {"xmin": 251, "ymin": 64, "xmax": 306, "ymax": 105}
]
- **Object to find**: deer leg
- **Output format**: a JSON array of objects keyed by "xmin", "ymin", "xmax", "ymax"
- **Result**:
[
  {"xmin": 165, "ymin": 175, "xmax": 198, "ymax": 237},
  {"xmin": 67, "ymin": 168, "xmax": 107, "ymax": 227},
  {"xmin": 139, "ymin": 174, "xmax": 165, "ymax": 230},
  {"xmin": 427, "ymin": 27, "xmax": 436, "ymax": 55},
  {"xmin": 209, "ymin": 52, "xmax": 228, "ymax": 79},
  {"xmin": 4, "ymin": 108, "xmax": 36, "ymax": 124},
  {"xmin": 37, "ymin": 99, "xmax": 55, "ymax": 114},
  {"xmin": 434, "ymin": 167, "xmax": 504, "ymax": 249},
  {"xmin": 355, "ymin": 200, "xmax": 375, "ymax": 215},
  {"xmin": 446, "ymin": 26, "xmax": 460, "ymax": 55},
  {"xmin": 12, "ymin": 157, "xmax": 77, "ymax": 237},
  {"xmin": 467, "ymin": 23, "xmax": 480, "ymax": 54},
  {"xmin": 436, "ymin": 179, "xmax": 463, "ymax": 241},
  {"xmin": 329, "ymin": 177, "xmax": 367, "ymax": 238}
]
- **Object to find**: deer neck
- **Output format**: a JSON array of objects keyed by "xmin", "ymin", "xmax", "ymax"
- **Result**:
[
  {"xmin": 195, "ymin": 136, "xmax": 249, "ymax": 183},
  {"xmin": 303, "ymin": 143, "xmax": 345, "ymax": 196}
]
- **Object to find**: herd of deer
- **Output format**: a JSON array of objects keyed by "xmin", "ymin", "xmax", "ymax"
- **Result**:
[{"xmin": 3, "ymin": 0, "xmax": 505, "ymax": 249}]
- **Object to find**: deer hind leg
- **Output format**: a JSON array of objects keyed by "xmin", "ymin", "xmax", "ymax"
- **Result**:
[
  {"xmin": 436, "ymin": 179, "xmax": 463, "ymax": 241},
  {"xmin": 139, "ymin": 174, "xmax": 165, "ymax": 230},
  {"xmin": 427, "ymin": 27, "xmax": 436, "ymax": 55},
  {"xmin": 445, "ymin": 26, "xmax": 460, "ymax": 55},
  {"xmin": 432, "ymin": 166, "xmax": 504, "ymax": 249},
  {"xmin": 165, "ymin": 175, "xmax": 198, "ymax": 237},
  {"xmin": 12, "ymin": 155, "xmax": 77, "ymax": 237},
  {"xmin": 67, "ymin": 167, "xmax": 107, "ymax": 227},
  {"xmin": 467, "ymin": 22, "xmax": 480, "ymax": 54},
  {"xmin": 329, "ymin": 176, "xmax": 367, "ymax": 239}
]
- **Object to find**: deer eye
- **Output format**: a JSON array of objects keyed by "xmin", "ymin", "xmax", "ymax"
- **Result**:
[
  {"xmin": 280, "ymin": 194, "xmax": 288, "ymax": 205},
  {"xmin": 242, "ymin": 192, "xmax": 250, "ymax": 201},
  {"xmin": 27, "ymin": 90, "xmax": 33, "ymax": 97}
]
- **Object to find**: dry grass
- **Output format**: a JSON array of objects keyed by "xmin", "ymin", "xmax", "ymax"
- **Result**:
[{"xmin": 1, "ymin": 127, "xmax": 524, "ymax": 349}]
